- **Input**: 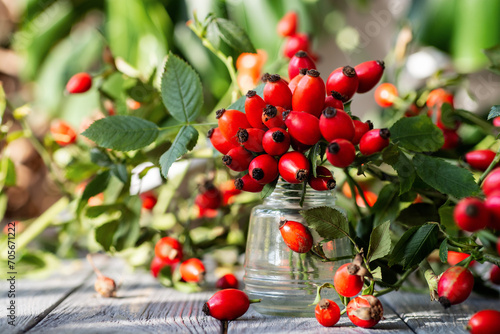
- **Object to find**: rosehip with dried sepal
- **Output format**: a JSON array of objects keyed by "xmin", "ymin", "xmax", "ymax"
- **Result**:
[
  {"xmin": 333, "ymin": 263, "xmax": 364, "ymax": 297},
  {"xmin": 324, "ymin": 94, "xmax": 344, "ymax": 110},
  {"xmin": 195, "ymin": 182, "xmax": 222, "ymax": 210},
  {"xmin": 179, "ymin": 258, "xmax": 205, "ymax": 283},
  {"xmin": 467, "ymin": 310, "xmax": 500, "ymax": 334},
  {"xmin": 262, "ymin": 128, "xmax": 290, "ymax": 156},
  {"xmin": 216, "ymin": 274, "xmax": 239, "ymax": 290},
  {"xmin": 262, "ymin": 73, "xmax": 292, "ymax": 109},
  {"xmin": 203, "ymin": 289, "xmax": 260, "ymax": 321},
  {"xmin": 352, "ymin": 120, "xmax": 374, "ymax": 145},
  {"xmin": 346, "ymin": 295, "xmax": 384, "ymax": 328},
  {"xmin": 288, "ymin": 51, "xmax": 316, "ymax": 80},
  {"xmin": 464, "ymin": 149, "xmax": 496, "ymax": 171},
  {"xmin": 234, "ymin": 174, "xmax": 264, "ymax": 193},
  {"xmin": 315, "ymin": 299, "xmax": 341, "ymax": 327},
  {"xmin": 284, "ymin": 110, "xmax": 321, "ymax": 146},
  {"xmin": 222, "ymin": 146, "xmax": 253, "ymax": 172},
  {"xmin": 326, "ymin": 66, "xmax": 359, "ymax": 102},
  {"xmin": 248, "ymin": 154, "xmax": 279, "ymax": 185},
  {"xmin": 262, "ymin": 105, "xmax": 286, "ymax": 129},
  {"xmin": 208, "ymin": 128, "xmax": 237, "ymax": 155},
  {"xmin": 244, "ymin": 90, "xmax": 267, "ymax": 129},
  {"xmin": 278, "ymin": 151, "xmax": 310, "ymax": 184},
  {"xmin": 453, "ymin": 197, "xmax": 489, "ymax": 232},
  {"xmin": 66, "ymin": 72, "xmax": 92, "ymax": 94},
  {"xmin": 292, "ymin": 69, "xmax": 325, "ymax": 118},
  {"xmin": 216, "ymin": 108, "xmax": 252, "ymax": 146},
  {"xmin": 279, "ymin": 219, "xmax": 313, "ymax": 253},
  {"xmin": 326, "ymin": 139, "xmax": 356, "ymax": 168},
  {"xmin": 237, "ymin": 128, "xmax": 265, "ymax": 153},
  {"xmin": 354, "ymin": 60, "xmax": 385, "ymax": 93},
  {"xmin": 288, "ymin": 68, "xmax": 307, "ymax": 94},
  {"xmin": 308, "ymin": 166, "xmax": 336, "ymax": 191},
  {"xmin": 359, "ymin": 128, "xmax": 390, "ymax": 156},
  {"xmin": 277, "ymin": 11, "xmax": 298, "ymax": 37},
  {"xmin": 374, "ymin": 83, "xmax": 398, "ymax": 108},
  {"xmin": 87, "ymin": 254, "xmax": 117, "ymax": 298},
  {"xmin": 155, "ymin": 237, "xmax": 183, "ymax": 264},
  {"xmin": 319, "ymin": 107, "xmax": 355, "ymax": 142},
  {"xmin": 283, "ymin": 33, "xmax": 310, "ymax": 59},
  {"xmin": 140, "ymin": 192, "xmax": 157, "ymax": 210},
  {"xmin": 438, "ymin": 266, "xmax": 474, "ymax": 308}
]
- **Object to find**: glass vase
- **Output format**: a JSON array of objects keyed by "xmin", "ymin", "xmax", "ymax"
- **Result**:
[{"xmin": 243, "ymin": 180, "xmax": 351, "ymax": 317}]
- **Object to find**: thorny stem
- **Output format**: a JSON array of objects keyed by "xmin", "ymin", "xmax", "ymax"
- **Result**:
[
  {"xmin": 374, "ymin": 266, "xmax": 416, "ymax": 297},
  {"xmin": 478, "ymin": 145, "xmax": 500, "ymax": 186}
]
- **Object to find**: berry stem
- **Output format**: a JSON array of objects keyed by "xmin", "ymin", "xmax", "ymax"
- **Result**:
[
  {"xmin": 249, "ymin": 298, "xmax": 262, "ymax": 304},
  {"xmin": 87, "ymin": 254, "xmax": 104, "ymax": 277},
  {"xmin": 454, "ymin": 108, "xmax": 495, "ymax": 135},
  {"xmin": 373, "ymin": 266, "xmax": 416, "ymax": 297}
]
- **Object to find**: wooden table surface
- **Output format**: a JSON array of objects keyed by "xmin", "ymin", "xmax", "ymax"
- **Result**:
[{"xmin": 1, "ymin": 256, "xmax": 499, "ymax": 334}]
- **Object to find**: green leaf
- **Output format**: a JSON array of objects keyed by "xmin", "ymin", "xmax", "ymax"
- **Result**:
[
  {"xmin": 4, "ymin": 158, "xmax": 17, "ymax": 187},
  {"xmin": 159, "ymin": 125, "xmax": 198, "ymax": 178},
  {"xmin": 81, "ymin": 171, "xmax": 111, "ymax": 202},
  {"xmin": 95, "ymin": 220, "xmax": 119, "ymax": 251},
  {"xmin": 90, "ymin": 148, "xmax": 113, "ymax": 167},
  {"xmin": 438, "ymin": 205, "xmax": 459, "ymax": 237},
  {"xmin": 439, "ymin": 239, "xmax": 448, "ymax": 263},
  {"xmin": 308, "ymin": 142, "xmax": 323, "ymax": 177},
  {"xmin": 111, "ymin": 164, "xmax": 128, "ymax": 184},
  {"xmin": 126, "ymin": 81, "xmax": 156, "ymax": 103},
  {"xmin": 228, "ymin": 83, "xmax": 264, "ymax": 112},
  {"xmin": 300, "ymin": 206, "xmax": 349, "ymax": 240},
  {"xmin": 65, "ymin": 162, "xmax": 100, "ymax": 182},
  {"xmin": 371, "ymin": 184, "xmax": 400, "ymax": 227},
  {"xmin": 390, "ymin": 116, "xmax": 444, "ymax": 152},
  {"xmin": 396, "ymin": 203, "xmax": 440, "ymax": 227},
  {"xmin": 383, "ymin": 146, "xmax": 415, "ymax": 194},
  {"xmin": 211, "ymin": 18, "xmax": 256, "ymax": 53},
  {"xmin": 488, "ymin": 105, "xmax": 500, "ymax": 120},
  {"xmin": 161, "ymin": 52, "xmax": 203, "ymax": 123},
  {"xmin": 82, "ymin": 116, "xmax": 159, "ymax": 151},
  {"xmin": 389, "ymin": 224, "xmax": 439, "ymax": 269},
  {"xmin": 261, "ymin": 179, "xmax": 278, "ymax": 199},
  {"xmin": 413, "ymin": 154, "xmax": 480, "ymax": 199},
  {"xmin": 440, "ymin": 103, "xmax": 457, "ymax": 129},
  {"xmin": 367, "ymin": 221, "xmax": 391, "ymax": 262}
]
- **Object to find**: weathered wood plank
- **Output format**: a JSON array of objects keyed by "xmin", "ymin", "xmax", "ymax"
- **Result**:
[
  {"xmin": 26, "ymin": 258, "xmax": 222, "ymax": 334},
  {"xmin": 227, "ymin": 301, "xmax": 415, "ymax": 333},
  {"xmin": 0, "ymin": 258, "xmax": 100, "ymax": 334},
  {"xmin": 381, "ymin": 292, "xmax": 500, "ymax": 334}
]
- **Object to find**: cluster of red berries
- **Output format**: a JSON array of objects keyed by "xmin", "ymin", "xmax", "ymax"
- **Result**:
[
  {"xmin": 277, "ymin": 11, "xmax": 318, "ymax": 61},
  {"xmin": 210, "ymin": 56, "xmax": 389, "ymax": 193}
]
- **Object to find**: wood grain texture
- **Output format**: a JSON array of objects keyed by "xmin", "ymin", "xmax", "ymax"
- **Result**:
[
  {"xmin": 27, "ymin": 258, "xmax": 222, "ymax": 334},
  {"xmin": 0, "ymin": 258, "xmax": 100, "ymax": 334},
  {"xmin": 381, "ymin": 292, "xmax": 500, "ymax": 334},
  {"xmin": 227, "ymin": 302, "xmax": 415, "ymax": 333}
]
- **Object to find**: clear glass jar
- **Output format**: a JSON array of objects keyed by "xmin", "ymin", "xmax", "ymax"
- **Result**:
[{"xmin": 243, "ymin": 180, "xmax": 351, "ymax": 317}]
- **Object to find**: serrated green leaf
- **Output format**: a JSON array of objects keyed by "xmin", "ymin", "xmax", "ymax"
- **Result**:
[
  {"xmin": 413, "ymin": 154, "xmax": 480, "ymax": 199},
  {"xmin": 396, "ymin": 203, "xmax": 440, "ymax": 227},
  {"xmin": 390, "ymin": 116, "xmax": 444, "ymax": 152},
  {"xmin": 159, "ymin": 125, "xmax": 198, "ymax": 178},
  {"xmin": 161, "ymin": 52, "xmax": 203, "ymax": 123},
  {"xmin": 308, "ymin": 142, "xmax": 322, "ymax": 177},
  {"xmin": 389, "ymin": 224, "xmax": 438, "ymax": 269},
  {"xmin": 261, "ymin": 178, "xmax": 278, "ymax": 199},
  {"xmin": 212, "ymin": 18, "xmax": 256, "ymax": 53},
  {"xmin": 488, "ymin": 105, "xmax": 500, "ymax": 120},
  {"xmin": 95, "ymin": 220, "xmax": 119, "ymax": 251},
  {"xmin": 367, "ymin": 221, "xmax": 391, "ymax": 262},
  {"xmin": 439, "ymin": 239, "xmax": 448, "ymax": 263},
  {"xmin": 81, "ymin": 171, "xmax": 111, "ymax": 202},
  {"xmin": 300, "ymin": 206, "xmax": 349, "ymax": 240},
  {"xmin": 229, "ymin": 83, "xmax": 264, "ymax": 112},
  {"xmin": 65, "ymin": 162, "xmax": 100, "ymax": 182},
  {"xmin": 82, "ymin": 116, "xmax": 159, "ymax": 151},
  {"xmin": 383, "ymin": 146, "xmax": 416, "ymax": 194}
]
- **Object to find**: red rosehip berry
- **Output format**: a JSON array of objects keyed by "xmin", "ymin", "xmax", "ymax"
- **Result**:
[
  {"xmin": 326, "ymin": 66, "xmax": 359, "ymax": 102},
  {"xmin": 207, "ymin": 127, "xmax": 237, "ymax": 155},
  {"xmin": 284, "ymin": 110, "xmax": 321, "ymax": 146},
  {"xmin": 315, "ymin": 299, "xmax": 341, "ymax": 327},
  {"xmin": 179, "ymin": 258, "xmax": 205, "ymax": 283},
  {"xmin": 288, "ymin": 51, "xmax": 316, "ymax": 80},
  {"xmin": 278, "ymin": 151, "xmax": 310, "ymax": 184},
  {"xmin": 333, "ymin": 263, "xmax": 364, "ymax": 297},
  {"xmin": 308, "ymin": 166, "xmax": 336, "ymax": 191},
  {"xmin": 438, "ymin": 266, "xmax": 474, "ymax": 308},
  {"xmin": 453, "ymin": 197, "xmax": 489, "ymax": 232},
  {"xmin": 426, "ymin": 88, "xmax": 454, "ymax": 108},
  {"xmin": 234, "ymin": 174, "xmax": 265, "ymax": 193},
  {"xmin": 279, "ymin": 219, "xmax": 313, "ymax": 253},
  {"xmin": 220, "ymin": 180, "xmax": 241, "ymax": 206},
  {"xmin": 50, "ymin": 120, "xmax": 77, "ymax": 146},
  {"xmin": 326, "ymin": 139, "xmax": 356, "ymax": 168},
  {"xmin": 441, "ymin": 129, "xmax": 460, "ymax": 150},
  {"xmin": 216, "ymin": 108, "xmax": 252, "ymax": 146},
  {"xmin": 447, "ymin": 251, "xmax": 475, "ymax": 267},
  {"xmin": 237, "ymin": 128, "xmax": 265, "ymax": 153},
  {"xmin": 222, "ymin": 146, "xmax": 254, "ymax": 172},
  {"xmin": 248, "ymin": 154, "xmax": 279, "ymax": 185},
  {"xmin": 324, "ymin": 94, "xmax": 344, "ymax": 110},
  {"xmin": 467, "ymin": 310, "xmax": 500, "ymax": 334},
  {"xmin": 494, "ymin": 117, "xmax": 500, "ymax": 127},
  {"xmin": 374, "ymin": 83, "xmax": 398, "ymax": 108},
  {"xmin": 155, "ymin": 237, "xmax": 183, "ymax": 264},
  {"xmin": 351, "ymin": 119, "xmax": 374, "ymax": 145},
  {"xmin": 483, "ymin": 168, "xmax": 500, "ymax": 197},
  {"xmin": 262, "ymin": 128, "xmax": 290, "ymax": 156},
  {"xmin": 484, "ymin": 194, "xmax": 500, "ymax": 230},
  {"xmin": 244, "ymin": 90, "xmax": 267, "ymax": 130},
  {"xmin": 464, "ymin": 149, "xmax": 496, "ymax": 171},
  {"xmin": 359, "ymin": 128, "xmax": 390, "ymax": 156},
  {"xmin": 489, "ymin": 265, "xmax": 500, "ymax": 285},
  {"xmin": 150, "ymin": 256, "xmax": 171, "ymax": 278},
  {"xmin": 288, "ymin": 68, "xmax": 307, "ymax": 94},
  {"xmin": 262, "ymin": 73, "xmax": 292, "ymax": 109},
  {"xmin": 354, "ymin": 60, "xmax": 385, "ymax": 93},
  {"xmin": 262, "ymin": 105, "xmax": 286, "ymax": 129},
  {"xmin": 277, "ymin": 11, "xmax": 298, "ymax": 37},
  {"xmin": 346, "ymin": 295, "xmax": 384, "ymax": 328},
  {"xmin": 66, "ymin": 72, "xmax": 92, "ymax": 94},
  {"xmin": 292, "ymin": 69, "xmax": 325, "ymax": 118},
  {"xmin": 283, "ymin": 33, "xmax": 310, "ymax": 59},
  {"xmin": 216, "ymin": 273, "xmax": 239, "ymax": 290},
  {"xmin": 203, "ymin": 289, "xmax": 252, "ymax": 321},
  {"xmin": 140, "ymin": 192, "xmax": 157, "ymax": 210},
  {"xmin": 195, "ymin": 183, "xmax": 222, "ymax": 210},
  {"xmin": 290, "ymin": 136, "xmax": 312, "ymax": 153},
  {"xmin": 319, "ymin": 107, "xmax": 355, "ymax": 142}
]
